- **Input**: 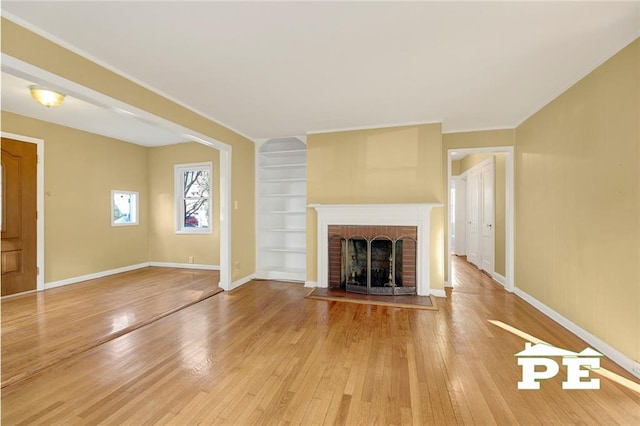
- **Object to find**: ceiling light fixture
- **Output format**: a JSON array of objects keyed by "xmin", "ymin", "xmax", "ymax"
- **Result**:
[{"xmin": 29, "ymin": 85, "xmax": 66, "ymax": 108}]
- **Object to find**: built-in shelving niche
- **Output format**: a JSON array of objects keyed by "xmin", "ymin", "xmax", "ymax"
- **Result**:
[{"xmin": 256, "ymin": 137, "xmax": 306, "ymax": 281}]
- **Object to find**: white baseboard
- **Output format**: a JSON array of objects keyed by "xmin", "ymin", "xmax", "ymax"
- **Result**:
[
  {"xmin": 44, "ymin": 263, "xmax": 150, "ymax": 290},
  {"xmin": 492, "ymin": 272, "xmax": 507, "ymax": 287},
  {"xmin": 304, "ymin": 281, "xmax": 318, "ymax": 288},
  {"xmin": 149, "ymin": 261, "xmax": 220, "ymax": 270},
  {"xmin": 255, "ymin": 270, "xmax": 305, "ymax": 282},
  {"xmin": 229, "ymin": 274, "xmax": 255, "ymax": 291},
  {"xmin": 430, "ymin": 289, "xmax": 447, "ymax": 298},
  {"xmin": 514, "ymin": 287, "xmax": 640, "ymax": 379},
  {"xmin": 444, "ymin": 280, "xmax": 453, "ymax": 288}
]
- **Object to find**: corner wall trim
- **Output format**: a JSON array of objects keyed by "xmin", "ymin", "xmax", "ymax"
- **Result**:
[
  {"xmin": 149, "ymin": 262, "xmax": 220, "ymax": 270},
  {"xmin": 304, "ymin": 281, "xmax": 318, "ymax": 288},
  {"xmin": 229, "ymin": 274, "xmax": 255, "ymax": 291},
  {"xmin": 44, "ymin": 263, "xmax": 150, "ymax": 290},
  {"xmin": 430, "ymin": 289, "xmax": 447, "ymax": 298},
  {"xmin": 492, "ymin": 272, "xmax": 507, "ymax": 287},
  {"xmin": 514, "ymin": 287, "xmax": 640, "ymax": 379}
]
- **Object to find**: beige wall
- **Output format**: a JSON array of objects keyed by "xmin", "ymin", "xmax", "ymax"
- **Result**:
[
  {"xmin": 451, "ymin": 160, "xmax": 461, "ymax": 176},
  {"xmin": 444, "ymin": 129, "xmax": 516, "ymax": 150},
  {"xmin": 148, "ymin": 143, "xmax": 220, "ymax": 265},
  {"xmin": 516, "ymin": 39, "xmax": 639, "ymax": 361},
  {"xmin": 2, "ymin": 112, "xmax": 149, "ymax": 282},
  {"xmin": 307, "ymin": 123, "xmax": 444, "ymax": 289},
  {"xmin": 2, "ymin": 18, "xmax": 256, "ymax": 282},
  {"xmin": 494, "ymin": 153, "xmax": 506, "ymax": 276},
  {"xmin": 460, "ymin": 153, "xmax": 491, "ymax": 174}
]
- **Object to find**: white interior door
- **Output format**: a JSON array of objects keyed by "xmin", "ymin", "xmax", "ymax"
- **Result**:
[
  {"xmin": 454, "ymin": 176, "xmax": 466, "ymax": 255},
  {"xmin": 466, "ymin": 169, "xmax": 480, "ymax": 266},
  {"xmin": 480, "ymin": 160, "xmax": 495, "ymax": 273}
]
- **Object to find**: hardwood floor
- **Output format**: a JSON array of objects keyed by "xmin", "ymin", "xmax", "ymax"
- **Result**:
[
  {"xmin": 2, "ymin": 259, "xmax": 639, "ymax": 424},
  {"xmin": 1, "ymin": 267, "xmax": 221, "ymax": 389}
]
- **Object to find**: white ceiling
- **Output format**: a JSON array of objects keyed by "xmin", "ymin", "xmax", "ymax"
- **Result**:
[
  {"xmin": 2, "ymin": 1, "xmax": 639, "ymax": 141},
  {"xmin": 1, "ymin": 71, "xmax": 186, "ymax": 146}
]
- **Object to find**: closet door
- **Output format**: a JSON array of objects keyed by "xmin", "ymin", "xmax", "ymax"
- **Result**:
[
  {"xmin": 479, "ymin": 160, "xmax": 495, "ymax": 273},
  {"xmin": 466, "ymin": 169, "xmax": 480, "ymax": 266}
]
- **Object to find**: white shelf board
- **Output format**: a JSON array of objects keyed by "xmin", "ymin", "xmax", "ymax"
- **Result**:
[
  {"xmin": 258, "ymin": 266, "xmax": 305, "ymax": 274},
  {"xmin": 261, "ymin": 247, "xmax": 306, "ymax": 253},
  {"xmin": 261, "ymin": 228, "xmax": 306, "ymax": 233},
  {"xmin": 259, "ymin": 149, "xmax": 306, "ymax": 156},
  {"xmin": 261, "ymin": 177, "xmax": 306, "ymax": 183},
  {"xmin": 259, "ymin": 163, "xmax": 306, "ymax": 169},
  {"xmin": 267, "ymin": 210, "xmax": 306, "ymax": 214},
  {"xmin": 262, "ymin": 193, "xmax": 306, "ymax": 198}
]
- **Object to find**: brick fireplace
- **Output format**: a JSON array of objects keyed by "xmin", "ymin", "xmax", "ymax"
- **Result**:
[
  {"xmin": 310, "ymin": 203, "xmax": 442, "ymax": 296},
  {"xmin": 328, "ymin": 225, "xmax": 417, "ymax": 295}
]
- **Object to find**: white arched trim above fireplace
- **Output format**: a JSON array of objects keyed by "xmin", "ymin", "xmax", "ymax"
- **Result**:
[{"xmin": 309, "ymin": 203, "xmax": 443, "ymax": 296}]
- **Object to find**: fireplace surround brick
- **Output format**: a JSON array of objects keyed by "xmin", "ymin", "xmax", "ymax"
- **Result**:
[{"xmin": 327, "ymin": 225, "xmax": 417, "ymax": 291}]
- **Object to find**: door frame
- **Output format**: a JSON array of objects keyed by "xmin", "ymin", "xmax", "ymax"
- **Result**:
[
  {"xmin": 447, "ymin": 146, "xmax": 514, "ymax": 292},
  {"xmin": 1, "ymin": 132, "xmax": 45, "ymax": 292},
  {"xmin": 2, "ymin": 54, "xmax": 234, "ymax": 290}
]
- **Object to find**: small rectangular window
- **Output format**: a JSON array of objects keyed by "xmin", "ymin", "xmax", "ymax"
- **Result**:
[
  {"xmin": 111, "ymin": 190, "xmax": 138, "ymax": 226},
  {"xmin": 175, "ymin": 162, "xmax": 212, "ymax": 234}
]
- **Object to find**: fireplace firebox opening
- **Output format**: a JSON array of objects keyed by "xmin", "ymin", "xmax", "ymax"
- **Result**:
[{"xmin": 328, "ymin": 225, "xmax": 417, "ymax": 295}]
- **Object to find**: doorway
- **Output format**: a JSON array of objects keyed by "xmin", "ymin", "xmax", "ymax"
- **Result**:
[
  {"xmin": 3, "ymin": 54, "xmax": 234, "ymax": 290},
  {"xmin": 447, "ymin": 147, "xmax": 514, "ymax": 291}
]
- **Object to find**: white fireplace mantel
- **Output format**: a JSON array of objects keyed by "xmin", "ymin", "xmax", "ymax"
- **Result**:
[{"xmin": 309, "ymin": 203, "xmax": 442, "ymax": 296}]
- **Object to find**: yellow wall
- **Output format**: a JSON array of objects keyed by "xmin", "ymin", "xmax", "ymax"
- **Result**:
[
  {"xmin": 147, "ymin": 143, "xmax": 220, "ymax": 265},
  {"xmin": 451, "ymin": 160, "xmax": 461, "ymax": 176},
  {"xmin": 2, "ymin": 112, "xmax": 149, "ymax": 282},
  {"xmin": 516, "ymin": 39, "xmax": 639, "ymax": 361},
  {"xmin": 307, "ymin": 124, "xmax": 444, "ymax": 289},
  {"xmin": 1, "ymin": 18, "xmax": 256, "ymax": 282},
  {"xmin": 444, "ymin": 129, "xmax": 516, "ymax": 150},
  {"xmin": 460, "ymin": 153, "xmax": 491, "ymax": 173}
]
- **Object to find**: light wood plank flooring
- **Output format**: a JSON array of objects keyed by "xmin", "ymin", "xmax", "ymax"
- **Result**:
[
  {"xmin": 1, "ymin": 267, "xmax": 220, "ymax": 389},
  {"xmin": 2, "ymin": 258, "xmax": 639, "ymax": 424}
]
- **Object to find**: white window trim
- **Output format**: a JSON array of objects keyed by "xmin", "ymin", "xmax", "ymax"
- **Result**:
[
  {"xmin": 174, "ymin": 162, "xmax": 213, "ymax": 235},
  {"xmin": 111, "ymin": 190, "xmax": 139, "ymax": 227}
]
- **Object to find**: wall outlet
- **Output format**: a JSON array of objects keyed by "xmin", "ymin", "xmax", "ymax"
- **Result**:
[
  {"xmin": 188, "ymin": 256, "xmax": 194, "ymax": 264},
  {"xmin": 234, "ymin": 261, "xmax": 240, "ymax": 272}
]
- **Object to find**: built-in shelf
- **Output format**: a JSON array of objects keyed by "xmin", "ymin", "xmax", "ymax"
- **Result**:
[
  {"xmin": 262, "ymin": 194, "xmax": 306, "ymax": 198},
  {"xmin": 259, "ymin": 163, "xmax": 306, "ymax": 169},
  {"xmin": 268, "ymin": 210, "xmax": 306, "ymax": 214},
  {"xmin": 261, "ymin": 177, "xmax": 306, "ymax": 183},
  {"xmin": 260, "ymin": 149, "xmax": 306, "ymax": 157},
  {"xmin": 261, "ymin": 246, "xmax": 306, "ymax": 253},
  {"xmin": 262, "ymin": 228, "xmax": 306, "ymax": 233},
  {"xmin": 257, "ymin": 138, "xmax": 307, "ymax": 282}
]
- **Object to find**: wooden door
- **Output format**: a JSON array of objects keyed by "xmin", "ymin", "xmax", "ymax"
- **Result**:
[
  {"xmin": 466, "ymin": 169, "xmax": 480, "ymax": 266},
  {"xmin": 1, "ymin": 137, "xmax": 37, "ymax": 296},
  {"xmin": 480, "ymin": 160, "xmax": 495, "ymax": 273}
]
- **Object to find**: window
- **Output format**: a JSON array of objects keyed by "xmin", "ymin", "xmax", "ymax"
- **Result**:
[
  {"xmin": 175, "ymin": 162, "xmax": 212, "ymax": 234},
  {"xmin": 111, "ymin": 190, "xmax": 138, "ymax": 226}
]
